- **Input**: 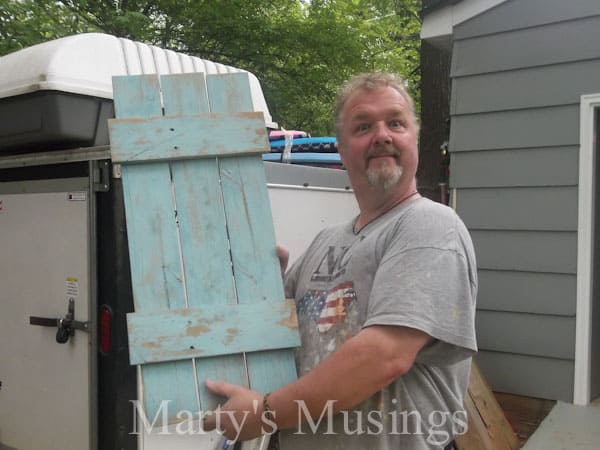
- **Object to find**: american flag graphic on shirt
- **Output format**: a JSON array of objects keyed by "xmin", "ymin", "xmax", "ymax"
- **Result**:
[{"xmin": 296, "ymin": 281, "xmax": 357, "ymax": 333}]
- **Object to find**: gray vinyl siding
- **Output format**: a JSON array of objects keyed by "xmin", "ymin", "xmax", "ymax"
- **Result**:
[
  {"xmin": 454, "ymin": 0, "xmax": 600, "ymax": 40},
  {"xmin": 450, "ymin": 105, "xmax": 579, "ymax": 151},
  {"xmin": 476, "ymin": 351, "xmax": 574, "ymax": 401},
  {"xmin": 446, "ymin": 0, "xmax": 600, "ymax": 401},
  {"xmin": 476, "ymin": 311, "xmax": 575, "ymax": 360},
  {"xmin": 451, "ymin": 59, "xmax": 600, "ymax": 115},
  {"xmin": 477, "ymin": 270, "xmax": 576, "ymax": 316},
  {"xmin": 451, "ymin": 14, "xmax": 600, "ymax": 76},
  {"xmin": 471, "ymin": 230, "xmax": 577, "ymax": 274},
  {"xmin": 450, "ymin": 147, "xmax": 579, "ymax": 188},
  {"xmin": 457, "ymin": 187, "xmax": 577, "ymax": 231}
]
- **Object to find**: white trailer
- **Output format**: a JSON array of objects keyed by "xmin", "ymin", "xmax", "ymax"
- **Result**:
[{"xmin": 0, "ymin": 34, "xmax": 357, "ymax": 450}]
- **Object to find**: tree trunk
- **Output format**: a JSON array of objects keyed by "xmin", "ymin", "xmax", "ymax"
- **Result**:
[{"xmin": 417, "ymin": 40, "xmax": 451, "ymax": 203}]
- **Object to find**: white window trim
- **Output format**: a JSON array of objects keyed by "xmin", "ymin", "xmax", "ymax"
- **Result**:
[{"xmin": 574, "ymin": 93, "xmax": 600, "ymax": 405}]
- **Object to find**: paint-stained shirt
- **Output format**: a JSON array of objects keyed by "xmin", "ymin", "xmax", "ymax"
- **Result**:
[{"xmin": 278, "ymin": 197, "xmax": 478, "ymax": 450}]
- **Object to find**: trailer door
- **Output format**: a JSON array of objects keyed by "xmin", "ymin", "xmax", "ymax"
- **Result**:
[{"xmin": 0, "ymin": 177, "xmax": 93, "ymax": 450}]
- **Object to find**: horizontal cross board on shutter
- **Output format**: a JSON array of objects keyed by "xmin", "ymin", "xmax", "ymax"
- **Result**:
[
  {"xmin": 108, "ymin": 72, "xmax": 300, "ymax": 423},
  {"xmin": 128, "ymin": 300, "xmax": 298, "ymax": 364},
  {"xmin": 110, "ymin": 112, "xmax": 268, "ymax": 163}
]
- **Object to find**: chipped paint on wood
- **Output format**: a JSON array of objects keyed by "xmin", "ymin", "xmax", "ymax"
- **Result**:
[
  {"xmin": 127, "ymin": 301, "xmax": 301, "ymax": 365},
  {"xmin": 279, "ymin": 299, "xmax": 299, "ymax": 329},
  {"xmin": 187, "ymin": 325, "xmax": 210, "ymax": 337},
  {"xmin": 109, "ymin": 112, "xmax": 269, "ymax": 163}
]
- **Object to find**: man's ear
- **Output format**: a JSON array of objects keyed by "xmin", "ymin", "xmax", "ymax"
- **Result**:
[
  {"xmin": 336, "ymin": 137, "xmax": 344, "ymax": 155},
  {"xmin": 337, "ymin": 143, "xmax": 347, "ymax": 163},
  {"xmin": 337, "ymin": 150, "xmax": 347, "ymax": 171}
]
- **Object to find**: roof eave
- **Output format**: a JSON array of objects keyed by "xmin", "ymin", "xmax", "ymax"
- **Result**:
[{"xmin": 421, "ymin": 0, "xmax": 509, "ymax": 47}]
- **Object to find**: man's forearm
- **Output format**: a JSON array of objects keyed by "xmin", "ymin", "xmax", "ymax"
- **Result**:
[{"xmin": 266, "ymin": 325, "xmax": 430, "ymax": 430}]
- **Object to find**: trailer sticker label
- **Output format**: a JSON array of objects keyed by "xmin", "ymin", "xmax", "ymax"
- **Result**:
[
  {"xmin": 66, "ymin": 278, "xmax": 79, "ymax": 297},
  {"xmin": 67, "ymin": 192, "xmax": 87, "ymax": 201}
]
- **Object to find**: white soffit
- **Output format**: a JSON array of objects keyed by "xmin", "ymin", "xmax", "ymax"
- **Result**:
[{"xmin": 421, "ymin": 0, "xmax": 509, "ymax": 41}]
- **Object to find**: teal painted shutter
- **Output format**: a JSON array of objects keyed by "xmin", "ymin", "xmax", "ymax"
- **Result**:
[{"xmin": 108, "ymin": 73, "xmax": 299, "ymax": 421}]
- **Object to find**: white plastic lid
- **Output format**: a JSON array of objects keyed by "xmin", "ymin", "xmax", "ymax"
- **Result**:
[{"xmin": 0, "ymin": 33, "xmax": 276, "ymax": 127}]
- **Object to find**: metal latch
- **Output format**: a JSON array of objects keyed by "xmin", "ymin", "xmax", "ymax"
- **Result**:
[
  {"xmin": 29, "ymin": 298, "xmax": 89, "ymax": 344},
  {"xmin": 92, "ymin": 159, "xmax": 110, "ymax": 192}
]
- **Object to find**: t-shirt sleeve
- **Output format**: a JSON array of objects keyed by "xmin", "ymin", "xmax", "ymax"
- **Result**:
[{"xmin": 363, "ymin": 232, "xmax": 477, "ymax": 365}]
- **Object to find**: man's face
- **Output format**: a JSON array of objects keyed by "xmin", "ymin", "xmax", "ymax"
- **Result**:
[{"xmin": 338, "ymin": 86, "xmax": 418, "ymax": 193}]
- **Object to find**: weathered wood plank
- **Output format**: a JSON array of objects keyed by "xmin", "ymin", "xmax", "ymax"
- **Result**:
[
  {"xmin": 457, "ymin": 392, "xmax": 495, "ymax": 450},
  {"xmin": 120, "ymin": 163, "xmax": 185, "ymax": 309},
  {"xmin": 207, "ymin": 72, "xmax": 254, "ymax": 113},
  {"xmin": 219, "ymin": 156, "xmax": 285, "ymax": 305},
  {"xmin": 127, "ymin": 300, "xmax": 300, "ymax": 364},
  {"xmin": 112, "ymin": 75, "xmax": 162, "ymax": 118},
  {"xmin": 173, "ymin": 156, "xmax": 249, "ymax": 412},
  {"xmin": 112, "ymin": 74, "xmax": 198, "ymax": 420},
  {"xmin": 207, "ymin": 73, "xmax": 298, "ymax": 394},
  {"xmin": 109, "ymin": 112, "xmax": 269, "ymax": 163},
  {"xmin": 160, "ymin": 72, "xmax": 248, "ymax": 413},
  {"xmin": 161, "ymin": 72, "xmax": 209, "ymax": 115},
  {"xmin": 220, "ymin": 162, "xmax": 300, "ymax": 394},
  {"xmin": 171, "ymin": 159, "xmax": 234, "ymax": 306},
  {"xmin": 468, "ymin": 364, "xmax": 520, "ymax": 450},
  {"xmin": 456, "ymin": 363, "xmax": 520, "ymax": 450},
  {"xmin": 493, "ymin": 392, "xmax": 555, "ymax": 446}
]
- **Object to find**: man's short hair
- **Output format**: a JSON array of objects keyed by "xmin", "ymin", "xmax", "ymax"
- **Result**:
[{"xmin": 334, "ymin": 72, "xmax": 419, "ymax": 141}]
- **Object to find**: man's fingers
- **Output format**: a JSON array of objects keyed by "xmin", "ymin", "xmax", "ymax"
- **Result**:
[
  {"xmin": 202, "ymin": 410, "xmax": 218, "ymax": 431},
  {"xmin": 202, "ymin": 381, "xmax": 263, "ymax": 440},
  {"xmin": 276, "ymin": 245, "xmax": 289, "ymax": 275},
  {"xmin": 202, "ymin": 379, "xmax": 233, "ymax": 432},
  {"xmin": 206, "ymin": 379, "xmax": 239, "ymax": 398}
]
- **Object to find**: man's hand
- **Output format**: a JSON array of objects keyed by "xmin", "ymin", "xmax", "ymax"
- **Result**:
[{"xmin": 202, "ymin": 380, "xmax": 270, "ymax": 441}]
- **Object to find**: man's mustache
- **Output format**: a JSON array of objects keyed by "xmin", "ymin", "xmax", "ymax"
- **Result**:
[{"xmin": 365, "ymin": 145, "xmax": 400, "ymax": 161}]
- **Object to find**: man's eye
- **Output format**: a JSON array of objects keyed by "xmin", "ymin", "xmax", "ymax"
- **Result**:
[
  {"xmin": 389, "ymin": 120, "xmax": 404, "ymax": 128},
  {"xmin": 357, "ymin": 124, "xmax": 370, "ymax": 132}
]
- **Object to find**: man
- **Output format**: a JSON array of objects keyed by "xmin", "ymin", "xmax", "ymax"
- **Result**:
[{"xmin": 203, "ymin": 72, "xmax": 477, "ymax": 449}]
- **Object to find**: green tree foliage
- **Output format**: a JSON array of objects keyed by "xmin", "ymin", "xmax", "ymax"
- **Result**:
[{"xmin": 0, "ymin": 0, "xmax": 421, "ymax": 135}]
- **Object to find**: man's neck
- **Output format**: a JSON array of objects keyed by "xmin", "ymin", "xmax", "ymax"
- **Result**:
[{"xmin": 354, "ymin": 182, "xmax": 419, "ymax": 230}]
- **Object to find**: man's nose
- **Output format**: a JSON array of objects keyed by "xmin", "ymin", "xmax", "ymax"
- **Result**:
[{"xmin": 373, "ymin": 122, "xmax": 392, "ymax": 144}]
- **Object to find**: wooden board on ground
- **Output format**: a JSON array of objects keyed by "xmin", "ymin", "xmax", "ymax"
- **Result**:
[
  {"xmin": 494, "ymin": 392, "xmax": 556, "ymax": 446},
  {"xmin": 456, "ymin": 362, "xmax": 520, "ymax": 450}
]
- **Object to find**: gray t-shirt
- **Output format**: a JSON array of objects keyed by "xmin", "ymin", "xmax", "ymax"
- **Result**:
[{"xmin": 278, "ymin": 197, "xmax": 478, "ymax": 450}]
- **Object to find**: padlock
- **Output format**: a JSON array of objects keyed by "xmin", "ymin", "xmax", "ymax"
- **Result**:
[
  {"xmin": 56, "ymin": 320, "xmax": 70, "ymax": 344},
  {"xmin": 30, "ymin": 298, "xmax": 88, "ymax": 344}
]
